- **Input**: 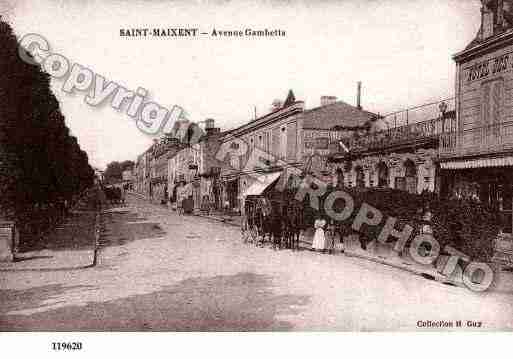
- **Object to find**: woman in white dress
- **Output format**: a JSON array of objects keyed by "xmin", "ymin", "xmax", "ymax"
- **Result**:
[{"xmin": 311, "ymin": 217, "xmax": 327, "ymax": 251}]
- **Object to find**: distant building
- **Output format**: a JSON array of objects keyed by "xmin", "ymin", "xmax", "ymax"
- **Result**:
[
  {"xmin": 168, "ymin": 120, "xmax": 225, "ymax": 213},
  {"xmin": 94, "ymin": 168, "xmax": 104, "ymax": 183}
]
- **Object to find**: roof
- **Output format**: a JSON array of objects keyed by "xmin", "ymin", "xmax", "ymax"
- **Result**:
[
  {"xmin": 283, "ymin": 89, "xmax": 296, "ymax": 107},
  {"xmin": 301, "ymin": 101, "xmax": 380, "ymax": 130},
  {"xmin": 223, "ymin": 101, "xmax": 304, "ymax": 137}
]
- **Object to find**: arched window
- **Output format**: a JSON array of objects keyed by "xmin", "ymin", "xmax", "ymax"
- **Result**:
[
  {"xmin": 377, "ymin": 162, "xmax": 389, "ymax": 188},
  {"xmin": 355, "ymin": 166, "xmax": 365, "ymax": 188},
  {"xmin": 404, "ymin": 159, "xmax": 417, "ymax": 194},
  {"xmin": 287, "ymin": 174, "xmax": 297, "ymax": 190},
  {"xmin": 335, "ymin": 168, "xmax": 344, "ymax": 189}
]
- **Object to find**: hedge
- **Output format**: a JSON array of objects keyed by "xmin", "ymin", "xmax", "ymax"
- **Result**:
[{"xmin": 315, "ymin": 188, "xmax": 500, "ymax": 263}]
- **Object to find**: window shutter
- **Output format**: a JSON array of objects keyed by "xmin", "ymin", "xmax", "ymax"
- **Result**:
[
  {"xmin": 272, "ymin": 128, "xmax": 280, "ymax": 157},
  {"xmin": 287, "ymin": 123, "xmax": 297, "ymax": 161}
]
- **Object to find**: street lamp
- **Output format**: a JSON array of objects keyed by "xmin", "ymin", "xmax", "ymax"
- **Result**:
[{"xmin": 439, "ymin": 101, "xmax": 448, "ymax": 132}]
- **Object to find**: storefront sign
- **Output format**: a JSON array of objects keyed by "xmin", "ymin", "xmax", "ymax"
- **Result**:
[
  {"xmin": 466, "ymin": 53, "xmax": 510, "ymax": 83},
  {"xmin": 304, "ymin": 137, "xmax": 329, "ymax": 149}
]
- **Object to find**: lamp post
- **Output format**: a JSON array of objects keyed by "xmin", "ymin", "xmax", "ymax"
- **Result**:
[{"xmin": 439, "ymin": 101, "xmax": 448, "ymax": 132}]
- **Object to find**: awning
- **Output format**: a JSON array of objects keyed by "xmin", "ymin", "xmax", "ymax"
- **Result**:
[
  {"xmin": 242, "ymin": 172, "xmax": 282, "ymax": 197},
  {"xmin": 440, "ymin": 156, "xmax": 513, "ymax": 169}
]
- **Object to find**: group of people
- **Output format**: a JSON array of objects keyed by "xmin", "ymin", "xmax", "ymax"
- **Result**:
[
  {"xmin": 241, "ymin": 196, "xmax": 345, "ymax": 253},
  {"xmin": 102, "ymin": 185, "xmax": 126, "ymax": 205},
  {"xmin": 311, "ymin": 216, "xmax": 343, "ymax": 254}
]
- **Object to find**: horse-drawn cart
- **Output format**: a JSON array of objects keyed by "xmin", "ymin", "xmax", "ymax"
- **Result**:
[{"xmin": 241, "ymin": 189, "xmax": 306, "ymax": 250}]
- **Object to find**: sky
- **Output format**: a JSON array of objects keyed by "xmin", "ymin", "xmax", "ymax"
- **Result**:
[{"xmin": 1, "ymin": 0, "xmax": 482, "ymax": 169}]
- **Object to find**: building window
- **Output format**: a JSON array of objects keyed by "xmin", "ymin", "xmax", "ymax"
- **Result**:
[
  {"xmin": 395, "ymin": 177, "xmax": 406, "ymax": 191},
  {"xmin": 404, "ymin": 159, "xmax": 417, "ymax": 194},
  {"xmin": 377, "ymin": 162, "xmax": 389, "ymax": 188},
  {"xmin": 480, "ymin": 181, "xmax": 512, "ymax": 235},
  {"xmin": 229, "ymin": 154, "xmax": 239, "ymax": 170},
  {"xmin": 280, "ymin": 126, "xmax": 287, "ymax": 158},
  {"xmin": 335, "ymin": 168, "xmax": 344, "ymax": 189},
  {"xmin": 480, "ymin": 79, "xmax": 504, "ymax": 140},
  {"xmin": 355, "ymin": 166, "xmax": 365, "ymax": 188}
]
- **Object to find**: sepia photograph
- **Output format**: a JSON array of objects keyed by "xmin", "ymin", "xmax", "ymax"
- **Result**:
[{"xmin": 1, "ymin": 0, "xmax": 513, "ymax": 350}]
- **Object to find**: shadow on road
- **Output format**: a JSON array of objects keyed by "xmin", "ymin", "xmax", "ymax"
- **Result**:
[
  {"xmin": 18, "ymin": 210, "xmax": 97, "ymax": 253},
  {"xmin": 0, "ymin": 273, "xmax": 310, "ymax": 331},
  {"xmin": 100, "ymin": 207, "xmax": 166, "ymax": 248},
  {"xmin": 0, "ymin": 284, "xmax": 97, "ymax": 317}
]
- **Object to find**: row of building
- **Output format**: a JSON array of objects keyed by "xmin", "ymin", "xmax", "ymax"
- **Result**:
[{"xmin": 132, "ymin": 0, "xmax": 513, "ymax": 240}]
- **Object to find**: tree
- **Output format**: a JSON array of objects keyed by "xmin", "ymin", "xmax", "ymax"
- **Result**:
[
  {"xmin": 104, "ymin": 161, "xmax": 123, "ymax": 183},
  {"xmin": 0, "ymin": 19, "xmax": 94, "ymax": 248},
  {"xmin": 120, "ymin": 160, "xmax": 135, "ymax": 172}
]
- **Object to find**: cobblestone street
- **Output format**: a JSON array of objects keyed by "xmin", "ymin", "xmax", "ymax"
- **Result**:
[{"xmin": 1, "ymin": 194, "xmax": 513, "ymax": 331}]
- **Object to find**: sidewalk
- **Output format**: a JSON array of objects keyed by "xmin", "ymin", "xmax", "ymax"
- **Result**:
[
  {"xmin": 0, "ymin": 196, "xmax": 98, "ymax": 272},
  {"xmin": 196, "ymin": 213, "xmax": 513, "ymax": 293}
]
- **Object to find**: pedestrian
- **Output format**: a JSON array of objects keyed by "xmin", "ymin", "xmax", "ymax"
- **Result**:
[
  {"xmin": 177, "ymin": 199, "xmax": 184, "ymax": 215},
  {"xmin": 311, "ymin": 215, "xmax": 327, "ymax": 252},
  {"xmin": 224, "ymin": 199, "xmax": 230, "ymax": 216},
  {"xmin": 336, "ymin": 224, "xmax": 345, "ymax": 254},
  {"xmin": 326, "ymin": 220, "xmax": 336, "ymax": 254}
]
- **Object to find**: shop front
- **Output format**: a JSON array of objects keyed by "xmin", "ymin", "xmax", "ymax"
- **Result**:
[
  {"xmin": 439, "ymin": 5, "xmax": 513, "ymax": 253},
  {"xmin": 177, "ymin": 182, "xmax": 194, "ymax": 214},
  {"xmin": 226, "ymin": 178, "xmax": 239, "ymax": 212},
  {"xmin": 440, "ymin": 157, "xmax": 513, "ymax": 237}
]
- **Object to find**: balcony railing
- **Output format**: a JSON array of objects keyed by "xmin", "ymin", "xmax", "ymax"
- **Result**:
[
  {"xmin": 382, "ymin": 97, "xmax": 455, "ymax": 129},
  {"xmin": 439, "ymin": 121, "xmax": 513, "ymax": 158},
  {"xmin": 348, "ymin": 115, "xmax": 454, "ymax": 154}
]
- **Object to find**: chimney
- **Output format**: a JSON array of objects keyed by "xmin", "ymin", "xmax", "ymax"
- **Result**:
[
  {"xmin": 356, "ymin": 81, "xmax": 362, "ymax": 110},
  {"xmin": 481, "ymin": 0, "xmax": 499, "ymax": 39},
  {"xmin": 205, "ymin": 118, "xmax": 220, "ymax": 136},
  {"xmin": 320, "ymin": 96, "xmax": 337, "ymax": 106},
  {"xmin": 205, "ymin": 118, "xmax": 215, "ymax": 130}
]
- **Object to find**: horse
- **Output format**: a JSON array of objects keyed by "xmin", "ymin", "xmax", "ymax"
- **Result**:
[
  {"xmin": 270, "ymin": 211, "xmax": 284, "ymax": 250},
  {"xmin": 284, "ymin": 204, "xmax": 303, "ymax": 250}
]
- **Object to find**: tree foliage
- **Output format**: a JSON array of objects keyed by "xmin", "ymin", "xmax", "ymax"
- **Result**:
[
  {"xmin": 103, "ymin": 160, "xmax": 134, "ymax": 183},
  {"xmin": 0, "ymin": 20, "xmax": 94, "ymax": 246}
]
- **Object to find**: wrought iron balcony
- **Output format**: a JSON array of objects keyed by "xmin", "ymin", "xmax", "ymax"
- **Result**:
[
  {"xmin": 439, "ymin": 120, "xmax": 513, "ymax": 158},
  {"xmin": 347, "ymin": 115, "xmax": 453, "ymax": 154}
]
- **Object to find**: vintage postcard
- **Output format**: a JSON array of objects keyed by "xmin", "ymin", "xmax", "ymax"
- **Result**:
[{"xmin": 1, "ymin": 0, "xmax": 513, "ymax": 348}]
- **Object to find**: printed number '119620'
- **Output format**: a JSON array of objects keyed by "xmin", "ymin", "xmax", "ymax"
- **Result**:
[{"xmin": 52, "ymin": 342, "xmax": 83, "ymax": 351}]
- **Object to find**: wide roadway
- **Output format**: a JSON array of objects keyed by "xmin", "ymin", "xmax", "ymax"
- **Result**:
[{"xmin": 1, "ymin": 194, "xmax": 512, "ymax": 331}]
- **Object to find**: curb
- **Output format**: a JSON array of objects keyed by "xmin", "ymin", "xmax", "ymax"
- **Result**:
[
  {"xmin": 194, "ymin": 213, "xmax": 242, "ymax": 227},
  {"xmin": 343, "ymin": 250, "xmax": 463, "ymax": 288}
]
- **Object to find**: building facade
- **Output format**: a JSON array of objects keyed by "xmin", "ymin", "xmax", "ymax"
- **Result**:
[
  {"xmin": 327, "ymin": 106, "xmax": 455, "ymax": 194},
  {"xmin": 168, "ymin": 120, "xmax": 225, "ymax": 213},
  {"xmin": 220, "ymin": 97, "xmax": 304, "ymax": 212},
  {"xmin": 218, "ymin": 90, "xmax": 380, "ymax": 213},
  {"xmin": 439, "ymin": 0, "xmax": 513, "ymax": 239}
]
